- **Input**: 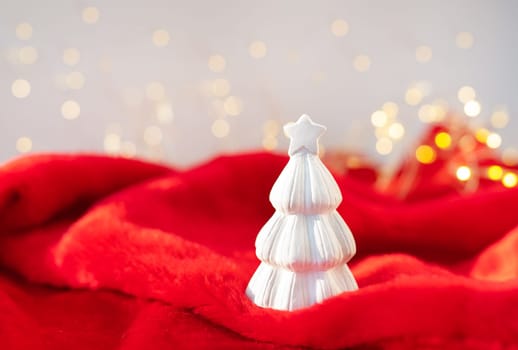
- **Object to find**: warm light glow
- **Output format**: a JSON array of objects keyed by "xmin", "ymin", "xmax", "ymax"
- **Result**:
[
  {"xmin": 457, "ymin": 86, "xmax": 476, "ymax": 104},
  {"xmin": 405, "ymin": 87, "xmax": 423, "ymax": 106},
  {"xmin": 376, "ymin": 137, "xmax": 392, "ymax": 155},
  {"xmin": 223, "ymin": 96, "xmax": 243, "ymax": 116},
  {"xmin": 143, "ymin": 125, "xmax": 163, "ymax": 146},
  {"xmin": 65, "ymin": 71, "xmax": 85, "ymax": 90},
  {"xmin": 456, "ymin": 166, "xmax": 472, "ymax": 181},
  {"xmin": 435, "ymin": 132, "xmax": 452, "ymax": 149},
  {"xmin": 418, "ymin": 104, "xmax": 441, "ymax": 123},
  {"xmin": 263, "ymin": 120, "xmax": 280, "ymax": 136},
  {"xmin": 63, "ymin": 48, "xmax": 81, "ymax": 66},
  {"xmin": 11, "ymin": 79, "xmax": 31, "ymax": 98},
  {"xmin": 486, "ymin": 133, "xmax": 502, "ymax": 149},
  {"xmin": 415, "ymin": 45, "xmax": 432, "ymax": 63},
  {"xmin": 475, "ymin": 128, "xmax": 490, "ymax": 143},
  {"xmin": 211, "ymin": 79, "xmax": 231, "ymax": 97},
  {"xmin": 16, "ymin": 137, "xmax": 32, "ymax": 153},
  {"xmin": 415, "ymin": 145, "xmax": 436, "ymax": 164},
  {"xmin": 61, "ymin": 100, "xmax": 81, "ymax": 120},
  {"xmin": 464, "ymin": 100, "xmax": 481, "ymax": 117},
  {"xmin": 487, "ymin": 165, "xmax": 503, "ymax": 181},
  {"xmin": 146, "ymin": 82, "xmax": 165, "ymax": 101},
  {"xmin": 331, "ymin": 19, "xmax": 349, "ymax": 37},
  {"xmin": 388, "ymin": 122, "xmax": 405, "ymax": 140},
  {"xmin": 211, "ymin": 119, "xmax": 230, "ymax": 138},
  {"xmin": 262, "ymin": 136, "xmax": 278, "ymax": 150},
  {"xmin": 82, "ymin": 7, "xmax": 100, "ymax": 24},
  {"xmin": 371, "ymin": 110, "xmax": 388, "ymax": 127},
  {"xmin": 249, "ymin": 41, "xmax": 267, "ymax": 59},
  {"xmin": 490, "ymin": 109, "xmax": 509, "ymax": 129},
  {"xmin": 156, "ymin": 102, "xmax": 174, "ymax": 123},
  {"xmin": 382, "ymin": 102, "xmax": 399, "ymax": 119},
  {"xmin": 208, "ymin": 54, "xmax": 226, "ymax": 72},
  {"xmin": 16, "ymin": 22, "xmax": 33, "ymax": 40},
  {"xmin": 502, "ymin": 173, "xmax": 518, "ymax": 188},
  {"xmin": 152, "ymin": 29, "xmax": 170, "ymax": 47},
  {"xmin": 104, "ymin": 133, "xmax": 121, "ymax": 153},
  {"xmin": 353, "ymin": 55, "xmax": 371, "ymax": 72},
  {"xmin": 456, "ymin": 32, "xmax": 474, "ymax": 49},
  {"xmin": 19, "ymin": 46, "xmax": 38, "ymax": 64},
  {"xmin": 459, "ymin": 135, "xmax": 476, "ymax": 152}
]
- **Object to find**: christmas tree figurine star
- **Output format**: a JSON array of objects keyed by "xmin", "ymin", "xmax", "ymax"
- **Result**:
[{"xmin": 284, "ymin": 114, "xmax": 326, "ymax": 156}]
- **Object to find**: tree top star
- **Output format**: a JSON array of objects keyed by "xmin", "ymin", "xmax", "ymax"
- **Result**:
[{"xmin": 284, "ymin": 114, "xmax": 326, "ymax": 156}]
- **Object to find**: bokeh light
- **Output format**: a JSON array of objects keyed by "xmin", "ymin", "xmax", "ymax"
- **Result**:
[
  {"xmin": 208, "ymin": 54, "xmax": 226, "ymax": 72},
  {"xmin": 464, "ymin": 100, "xmax": 481, "ymax": 117},
  {"xmin": 353, "ymin": 55, "xmax": 371, "ymax": 72},
  {"xmin": 457, "ymin": 86, "xmax": 476, "ymax": 103},
  {"xmin": 211, "ymin": 119, "xmax": 230, "ymax": 138},
  {"xmin": 456, "ymin": 166, "xmax": 472, "ymax": 181},
  {"xmin": 376, "ymin": 137, "xmax": 392, "ymax": 155},
  {"xmin": 249, "ymin": 41, "xmax": 267, "ymax": 59},
  {"xmin": 82, "ymin": 7, "xmax": 100, "ymax": 24},
  {"xmin": 502, "ymin": 173, "xmax": 518, "ymax": 188},
  {"xmin": 487, "ymin": 165, "xmax": 503, "ymax": 181},
  {"xmin": 16, "ymin": 22, "xmax": 33, "ymax": 40},
  {"xmin": 435, "ymin": 132, "xmax": 452, "ymax": 149},
  {"xmin": 16, "ymin": 137, "xmax": 32, "ymax": 153},
  {"xmin": 331, "ymin": 19, "xmax": 349, "ymax": 37},
  {"xmin": 61, "ymin": 100, "xmax": 81, "ymax": 120},
  {"xmin": 415, "ymin": 45, "xmax": 432, "ymax": 63},
  {"xmin": 11, "ymin": 79, "xmax": 31, "ymax": 98},
  {"xmin": 152, "ymin": 29, "xmax": 170, "ymax": 47},
  {"xmin": 415, "ymin": 145, "xmax": 436, "ymax": 164},
  {"xmin": 456, "ymin": 32, "xmax": 474, "ymax": 49}
]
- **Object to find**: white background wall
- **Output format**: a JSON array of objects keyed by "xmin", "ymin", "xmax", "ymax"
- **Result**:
[{"xmin": 1, "ymin": 0, "xmax": 517, "ymax": 166}]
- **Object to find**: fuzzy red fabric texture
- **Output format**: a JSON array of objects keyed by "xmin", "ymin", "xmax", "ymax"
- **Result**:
[{"xmin": 1, "ymin": 146, "xmax": 518, "ymax": 349}]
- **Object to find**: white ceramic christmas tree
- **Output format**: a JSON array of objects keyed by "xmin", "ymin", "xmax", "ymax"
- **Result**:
[{"xmin": 246, "ymin": 114, "xmax": 358, "ymax": 311}]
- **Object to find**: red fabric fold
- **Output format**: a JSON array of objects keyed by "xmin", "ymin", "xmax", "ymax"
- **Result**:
[{"xmin": 1, "ymin": 149, "xmax": 518, "ymax": 349}]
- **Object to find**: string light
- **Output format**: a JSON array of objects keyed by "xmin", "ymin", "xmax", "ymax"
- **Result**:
[
  {"xmin": 330, "ymin": 19, "xmax": 349, "ymax": 37},
  {"xmin": 502, "ymin": 173, "xmax": 518, "ymax": 188},
  {"xmin": 223, "ymin": 96, "xmax": 243, "ymax": 116},
  {"xmin": 211, "ymin": 119, "xmax": 230, "ymax": 138},
  {"xmin": 19, "ymin": 46, "xmax": 38, "ymax": 64},
  {"xmin": 82, "ymin": 7, "xmax": 100, "ymax": 24},
  {"xmin": 16, "ymin": 137, "xmax": 32, "ymax": 153},
  {"xmin": 464, "ymin": 100, "xmax": 481, "ymax": 117},
  {"xmin": 371, "ymin": 110, "xmax": 388, "ymax": 127},
  {"xmin": 456, "ymin": 32, "xmax": 474, "ymax": 49},
  {"xmin": 249, "ymin": 41, "xmax": 267, "ymax": 59},
  {"xmin": 457, "ymin": 86, "xmax": 476, "ymax": 104},
  {"xmin": 63, "ymin": 48, "xmax": 81, "ymax": 66},
  {"xmin": 11, "ymin": 79, "xmax": 31, "ymax": 98},
  {"xmin": 143, "ymin": 125, "xmax": 163, "ymax": 146},
  {"xmin": 353, "ymin": 55, "xmax": 370, "ymax": 72},
  {"xmin": 16, "ymin": 22, "xmax": 33, "ymax": 40},
  {"xmin": 415, "ymin": 145, "xmax": 436, "ymax": 164},
  {"xmin": 405, "ymin": 87, "xmax": 423, "ymax": 106},
  {"xmin": 208, "ymin": 54, "xmax": 226, "ymax": 72},
  {"xmin": 486, "ymin": 132, "xmax": 502, "ymax": 149},
  {"xmin": 435, "ymin": 132, "xmax": 452, "ymax": 149},
  {"xmin": 415, "ymin": 45, "xmax": 432, "ymax": 63},
  {"xmin": 456, "ymin": 166, "xmax": 472, "ymax": 181},
  {"xmin": 376, "ymin": 137, "xmax": 392, "ymax": 155},
  {"xmin": 490, "ymin": 109, "xmax": 509, "ymax": 129},
  {"xmin": 152, "ymin": 29, "xmax": 170, "ymax": 47},
  {"xmin": 487, "ymin": 165, "xmax": 503, "ymax": 181},
  {"xmin": 61, "ymin": 100, "xmax": 81, "ymax": 120}
]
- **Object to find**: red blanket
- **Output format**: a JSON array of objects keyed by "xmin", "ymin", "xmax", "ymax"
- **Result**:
[{"xmin": 1, "ymin": 149, "xmax": 518, "ymax": 349}]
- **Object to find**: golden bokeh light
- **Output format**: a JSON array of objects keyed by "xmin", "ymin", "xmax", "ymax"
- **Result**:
[
  {"xmin": 502, "ymin": 173, "xmax": 518, "ymax": 188},
  {"xmin": 61, "ymin": 100, "xmax": 81, "ymax": 120},
  {"xmin": 65, "ymin": 71, "xmax": 85, "ymax": 90},
  {"xmin": 82, "ymin": 6, "xmax": 100, "ymax": 24},
  {"xmin": 145, "ymin": 81, "xmax": 166, "ymax": 101},
  {"xmin": 382, "ymin": 102, "xmax": 399, "ymax": 119},
  {"xmin": 211, "ymin": 79, "xmax": 231, "ymax": 97},
  {"xmin": 371, "ymin": 110, "xmax": 388, "ymax": 127},
  {"xmin": 415, "ymin": 45, "xmax": 432, "ymax": 63},
  {"xmin": 223, "ymin": 96, "xmax": 243, "ymax": 116},
  {"xmin": 11, "ymin": 79, "xmax": 31, "ymax": 98},
  {"xmin": 475, "ymin": 128, "xmax": 490, "ymax": 143},
  {"xmin": 16, "ymin": 137, "xmax": 32, "ymax": 153},
  {"xmin": 104, "ymin": 133, "xmax": 121, "ymax": 153},
  {"xmin": 435, "ymin": 132, "xmax": 452, "ymax": 149},
  {"xmin": 457, "ymin": 86, "xmax": 476, "ymax": 103},
  {"xmin": 486, "ymin": 132, "xmax": 502, "ymax": 149},
  {"xmin": 405, "ymin": 87, "xmax": 423, "ymax": 106},
  {"xmin": 262, "ymin": 136, "xmax": 278, "ymax": 150},
  {"xmin": 487, "ymin": 165, "xmax": 503, "ymax": 181},
  {"xmin": 415, "ymin": 145, "xmax": 436, "ymax": 164},
  {"xmin": 249, "ymin": 40, "xmax": 267, "ymax": 59},
  {"xmin": 490, "ymin": 109, "xmax": 509, "ymax": 129},
  {"xmin": 16, "ymin": 22, "xmax": 33, "ymax": 40},
  {"xmin": 376, "ymin": 137, "xmax": 392, "ymax": 155},
  {"xmin": 456, "ymin": 166, "xmax": 472, "ymax": 181},
  {"xmin": 353, "ymin": 55, "xmax": 370, "ymax": 72},
  {"xmin": 464, "ymin": 100, "xmax": 481, "ymax": 117},
  {"xmin": 388, "ymin": 122, "xmax": 405, "ymax": 140},
  {"xmin": 211, "ymin": 119, "xmax": 230, "ymax": 138},
  {"xmin": 156, "ymin": 102, "xmax": 174, "ymax": 123},
  {"xmin": 143, "ymin": 125, "xmax": 163, "ymax": 146},
  {"xmin": 208, "ymin": 54, "xmax": 226, "ymax": 72},
  {"xmin": 152, "ymin": 29, "xmax": 170, "ymax": 47},
  {"xmin": 263, "ymin": 120, "xmax": 280, "ymax": 136},
  {"xmin": 456, "ymin": 32, "xmax": 474, "ymax": 49},
  {"xmin": 63, "ymin": 48, "xmax": 81, "ymax": 66},
  {"xmin": 331, "ymin": 19, "xmax": 349, "ymax": 37},
  {"xmin": 19, "ymin": 46, "xmax": 38, "ymax": 64}
]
